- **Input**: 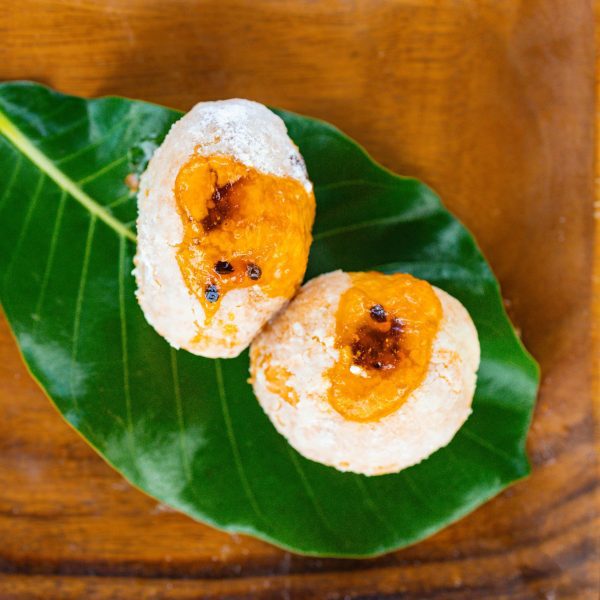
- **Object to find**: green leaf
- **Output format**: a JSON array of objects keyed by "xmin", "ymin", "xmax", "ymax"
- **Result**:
[{"xmin": 0, "ymin": 81, "xmax": 539, "ymax": 557}]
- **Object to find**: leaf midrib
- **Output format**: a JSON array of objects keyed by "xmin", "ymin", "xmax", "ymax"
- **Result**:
[{"xmin": 0, "ymin": 109, "xmax": 136, "ymax": 242}]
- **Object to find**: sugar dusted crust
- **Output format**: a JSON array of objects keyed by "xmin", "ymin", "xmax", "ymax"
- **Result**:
[
  {"xmin": 134, "ymin": 99, "xmax": 311, "ymax": 357},
  {"xmin": 250, "ymin": 270, "xmax": 481, "ymax": 475}
]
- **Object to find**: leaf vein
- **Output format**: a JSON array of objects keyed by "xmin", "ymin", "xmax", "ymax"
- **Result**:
[
  {"xmin": 0, "ymin": 151, "xmax": 22, "ymax": 214},
  {"xmin": 315, "ymin": 179, "xmax": 399, "ymax": 193},
  {"xmin": 0, "ymin": 109, "xmax": 136, "ymax": 241},
  {"xmin": 3, "ymin": 172, "xmax": 45, "ymax": 288},
  {"xmin": 314, "ymin": 214, "xmax": 419, "ymax": 241},
  {"xmin": 54, "ymin": 105, "xmax": 136, "ymax": 166},
  {"xmin": 107, "ymin": 191, "xmax": 133, "ymax": 209},
  {"xmin": 402, "ymin": 472, "xmax": 436, "ymax": 512},
  {"xmin": 33, "ymin": 190, "xmax": 67, "ymax": 324},
  {"xmin": 118, "ymin": 236, "xmax": 135, "ymax": 447},
  {"xmin": 40, "ymin": 115, "xmax": 88, "ymax": 145},
  {"xmin": 170, "ymin": 348, "xmax": 192, "ymax": 483},
  {"xmin": 214, "ymin": 359, "xmax": 266, "ymax": 523},
  {"xmin": 353, "ymin": 476, "xmax": 396, "ymax": 538},
  {"xmin": 77, "ymin": 155, "xmax": 128, "ymax": 186},
  {"xmin": 70, "ymin": 216, "xmax": 97, "ymax": 411},
  {"xmin": 461, "ymin": 427, "xmax": 517, "ymax": 466},
  {"xmin": 286, "ymin": 445, "xmax": 341, "ymax": 542}
]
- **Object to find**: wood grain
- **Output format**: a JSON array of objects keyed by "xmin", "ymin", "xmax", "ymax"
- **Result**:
[{"xmin": 1, "ymin": 0, "xmax": 598, "ymax": 597}]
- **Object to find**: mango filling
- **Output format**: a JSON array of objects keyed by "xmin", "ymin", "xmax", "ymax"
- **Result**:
[
  {"xmin": 264, "ymin": 361, "xmax": 299, "ymax": 406},
  {"xmin": 174, "ymin": 154, "xmax": 315, "ymax": 325},
  {"xmin": 327, "ymin": 272, "xmax": 442, "ymax": 422}
]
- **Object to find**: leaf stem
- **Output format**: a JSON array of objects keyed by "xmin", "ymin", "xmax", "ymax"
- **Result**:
[{"xmin": 0, "ymin": 109, "xmax": 137, "ymax": 242}]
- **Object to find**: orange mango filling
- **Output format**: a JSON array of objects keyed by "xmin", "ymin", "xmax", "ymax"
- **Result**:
[
  {"xmin": 327, "ymin": 272, "xmax": 442, "ymax": 422},
  {"xmin": 263, "ymin": 361, "xmax": 299, "ymax": 406},
  {"xmin": 173, "ymin": 154, "xmax": 315, "ymax": 325}
]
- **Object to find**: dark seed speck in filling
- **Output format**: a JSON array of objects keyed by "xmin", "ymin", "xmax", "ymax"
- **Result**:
[
  {"xmin": 205, "ymin": 284, "xmax": 220, "ymax": 303},
  {"xmin": 369, "ymin": 304, "xmax": 387, "ymax": 322},
  {"xmin": 214, "ymin": 260, "xmax": 234, "ymax": 274},
  {"xmin": 247, "ymin": 263, "xmax": 262, "ymax": 280}
]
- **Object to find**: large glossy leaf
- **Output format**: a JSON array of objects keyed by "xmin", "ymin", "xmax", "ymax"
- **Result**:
[{"xmin": 0, "ymin": 81, "xmax": 539, "ymax": 557}]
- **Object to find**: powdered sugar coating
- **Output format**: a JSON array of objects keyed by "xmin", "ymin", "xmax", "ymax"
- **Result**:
[
  {"xmin": 250, "ymin": 270, "xmax": 480, "ymax": 475},
  {"xmin": 134, "ymin": 99, "xmax": 311, "ymax": 357}
]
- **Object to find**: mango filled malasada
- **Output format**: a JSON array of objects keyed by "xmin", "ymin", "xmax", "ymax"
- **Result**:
[
  {"xmin": 134, "ymin": 99, "xmax": 315, "ymax": 357},
  {"xmin": 250, "ymin": 271, "xmax": 480, "ymax": 475}
]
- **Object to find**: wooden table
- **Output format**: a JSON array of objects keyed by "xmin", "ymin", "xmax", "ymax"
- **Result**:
[{"xmin": 1, "ymin": 1, "xmax": 598, "ymax": 597}]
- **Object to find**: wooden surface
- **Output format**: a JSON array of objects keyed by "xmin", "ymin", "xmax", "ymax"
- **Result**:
[{"xmin": 1, "ymin": 0, "xmax": 598, "ymax": 598}]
